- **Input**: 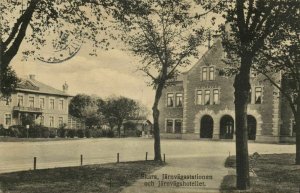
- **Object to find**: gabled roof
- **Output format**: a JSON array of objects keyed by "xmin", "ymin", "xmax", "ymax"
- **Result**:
[{"xmin": 16, "ymin": 78, "xmax": 71, "ymax": 97}]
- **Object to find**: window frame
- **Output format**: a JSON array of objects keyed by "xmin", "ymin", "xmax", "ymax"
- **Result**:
[
  {"xmin": 4, "ymin": 113, "xmax": 12, "ymax": 126},
  {"xmin": 174, "ymin": 119, "xmax": 182, "ymax": 134},
  {"xmin": 196, "ymin": 90, "xmax": 202, "ymax": 105},
  {"xmin": 204, "ymin": 90, "xmax": 211, "ymax": 105},
  {"xmin": 175, "ymin": 93, "xmax": 183, "ymax": 107},
  {"xmin": 166, "ymin": 119, "xmax": 173, "ymax": 133},
  {"xmin": 202, "ymin": 67, "xmax": 208, "ymax": 81},
  {"xmin": 254, "ymin": 87, "xmax": 263, "ymax": 104},
  {"xmin": 28, "ymin": 96, "xmax": 35, "ymax": 108},
  {"xmin": 49, "ymin": 98, "xmax": 55, "ymax": 109},
  {"xmin": 167, "ymin": 93, "xmax": 174, "ymax": 107},
  {"xmin": 213, "ymin": 89, "xmax": 220, "ymax": 104},
  {"xmin": 39, "ymin": 97, "xmax": 45, "ymax": 109},
  {"xmin": 209, "ymin": 67, "xmax": 215, "ymax": 80}
]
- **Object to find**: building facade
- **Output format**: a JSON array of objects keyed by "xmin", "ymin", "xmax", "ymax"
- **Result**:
[
  {"xmin": 158, "ymin": 39, "xmax": 295, "ymax": 143},
  {"xmin": 0, "ymin": 75, "xmax": 71, "ymax": 129}
]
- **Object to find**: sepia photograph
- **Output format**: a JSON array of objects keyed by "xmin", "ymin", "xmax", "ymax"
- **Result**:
[{"xmin": 0, "ymin": 0, "xmax": 299, "ymax": 192}]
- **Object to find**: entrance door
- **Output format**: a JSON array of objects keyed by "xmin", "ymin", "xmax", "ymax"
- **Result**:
[
  {"xmin": 200, "ymin": 115, "xmax": 213, "ymax": 138},
  {"xmin": 247, "ymin": 115, "xmax": 257, "ymax": 140},
  {"xmin": 220, "ymin": 115, "xmax": 234, "ymax": 139}
]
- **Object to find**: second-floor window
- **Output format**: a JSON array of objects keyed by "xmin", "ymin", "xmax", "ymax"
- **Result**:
[
  {"xmin": 39, "ymin": 98, "xmax": 45, "ymax": 109},
  {"xmin": 255, "ymin": 87, "xmax": 262, "ymax": 104},
  {"xmin": 213, "ymin": 89, "xmax": 219, "ymax": 104},
  {"xmin": 176, "ymin": 93, "xmax": 183, "ymax": 107},
  {"xmin": 204, "ymin": 90, "xmax": 210, "ymax": 105},
  {"xmin": 59, "ymin": 99, "xmax": 64, "ymax": 110},
  {"xmin": 167, "ymin": 93, "xmax": 174, "ymax": 107},
  {"xmin": 196, "ymin": 90, "xmax": 202, "ymax": 105},
  {"xmin": 29, "ymin": 96, "xmax": 34, "ymax": 108},
  {"xmin": 50, "ymin": 99, "xmax": 55, "ymax": 109},
  {"xmin": 18, "ymin": 95, "xmax": 24, "ymax": 106}
]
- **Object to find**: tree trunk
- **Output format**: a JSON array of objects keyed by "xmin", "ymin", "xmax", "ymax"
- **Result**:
[
  {"xmin": 295, "ymin": 99, "xmax": 300, "ymax": 164},
  {"xmin": 233, "ymin": 57, "xmax": 251, "ymax": 190},
  {"xmin": 152, "ymin": 82, "xmax": 165, "ymax": 161}
]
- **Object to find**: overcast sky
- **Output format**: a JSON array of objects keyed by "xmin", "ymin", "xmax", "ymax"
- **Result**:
[{"xmin": 9, "ymin": 2, "xmax": 220, "ymax": 112}]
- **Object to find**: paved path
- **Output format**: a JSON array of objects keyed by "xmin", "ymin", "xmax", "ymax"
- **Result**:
[{"xmin": 122, "ymin": 155, "xmax": 228, "ymax": 193}]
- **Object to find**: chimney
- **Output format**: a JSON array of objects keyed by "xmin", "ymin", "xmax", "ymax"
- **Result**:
[
  {"xmin": 29, "ymin": 74, "xmax": 35, "ymax": 80},
  {"xmin": 63, "ymin": 81, "xmax": 69, "ymax": 93}
]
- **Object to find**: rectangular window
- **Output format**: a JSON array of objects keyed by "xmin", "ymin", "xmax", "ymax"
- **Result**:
[
  {"xmin": 213, "ymin": 89, "xmax": 219, "ymax": 104},
  {"xmin": 50, "ymin": 99, "xmax": 55, "ymax": 109},
  {"xmin": 205, "ymin": 90, "xmax": 210, "ymax": 105},
  {"xmin": 196, "ymin": 90, "xmax": 202, "ymax": 105},
  {"xmin": 292, "ymin": 120, "xmax": 296, "ymax": 136},
  {"xmin": 59, "ymin": 99, "xmax": 64, "ymax": 110},
  {"xmin": 5, "ymin": 114, "xmax": 11, "ymax": 126},
  {"xmin": 255, "ymin": 87, "xmax": 262, "ymax": 104},
  {"xmin": 40, "ymin": 116, "xmax": 44, "ymax": 125},
  {"xmin": 176, "ymin": 93, "xmax": 183, "ymax": 107},
  {"xmin": 18, "ymin": 95, "xmax": 23, "ymax": 106},
  {"xmin": 50, "ymin": 116, "xmax": 54, "ymax": 127},
  {"xmin": 248, "ymin": 89, "xmax": 252, "ymax": 104},
  {"xmin": 58, "ymin": 117, "xmax": 63, "ymax": 127},
  {"xmin": 166, "ymin": 120, "xmax": 173, "ymax": 133},
  {"xmin": 39, "ymin": 98, "xmax": 45, "ymax": 109},
  {"xmin": 174, "ymin": 120, "xmax": 182, "ymax": 134},
  {"xmin": 209, "ymin": 67, "xmax": 215, "ymax": 80},
  {"xmin": 202, "ymin": 67, "xmax": 207, "ymax": 80},
  {"xmin": 29, "ymin": 96, "xmax": 34, "ymax": 107},
  {"xmin": 167, "ymin": 93, "xmax": 174, "ymax": 107}
]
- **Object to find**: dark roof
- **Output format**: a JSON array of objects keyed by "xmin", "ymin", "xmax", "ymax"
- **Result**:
[{"xmin": 16, "ymin": 78, "xmax": 71, "ymax": 97}]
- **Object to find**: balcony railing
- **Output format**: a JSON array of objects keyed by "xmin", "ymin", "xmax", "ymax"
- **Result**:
[{"xmin": 13, "ymin": 106, "xmax": 43, "ymax": 113}]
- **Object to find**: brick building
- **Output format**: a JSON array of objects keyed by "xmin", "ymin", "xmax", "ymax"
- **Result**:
[
  {"xmin": 0, "ymin": 75, "xmax": 72, "ymax": 129},
  {"xmin": 158, "ymin": 39, "xmax": 295, "ymax": 143}
]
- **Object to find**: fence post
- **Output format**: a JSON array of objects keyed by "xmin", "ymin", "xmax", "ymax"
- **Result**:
[
  {"xmin": 146, "ymin": 152, "xmax": 148, "ymax": 161},
  {"xmin": 80, "ymin": 154, "xmax": 83, "ymax": 166},
  {"xmin": 163, "ymin": 154, "xmax": 165, "ymax": 163},
  {"xmin": 33, "ymin": 157, "xmax": 37, "ymax": 170},
  {"xmin": 117, "ymin": 153, "xmax": 119, "ymax": 163}
]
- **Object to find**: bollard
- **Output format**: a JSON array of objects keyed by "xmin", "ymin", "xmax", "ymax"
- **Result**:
[
  {"xmin": 229, "ymin": 151, "xmax": 230, "ymax": 158},
  {"xmin": 117, "ymin": 153, "xmax": 119, "ymax": 163},
  {"xmin": 33, "ymin": 157, "xmax": 37, "ymax": 170},
  {"xmin": 146, "ymin": 152, "xmax": 148, "ymax": 161},
  {"xmin": 80, "ymin": 154, "xmax": 83, "ymax": 166},
  {"xmin": 163, "ymin": 154, "xmax": 165, "ymax": 163}
]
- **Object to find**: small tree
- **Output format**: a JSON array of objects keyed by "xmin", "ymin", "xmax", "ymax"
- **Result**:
[
  {"xmin": 99, "ymin": 96, "xmax": 139, "ymax": 137},
  {"xmin": 119, "ymin": 0, "xmax": 206, "ymax": 161},
  {"xmin": 69, "ymin": 94, "xmax": 104, "ymax": 129}
]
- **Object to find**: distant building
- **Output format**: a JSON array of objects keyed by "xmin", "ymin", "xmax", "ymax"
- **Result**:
[
  {"xmin": 158, "ymin": 39, "xmax": 295, "ymax": 143},
  {"xmin": 0, "ymin": 75, "xmax": 72, "ymax": 128},
  {"xmin": 123, "ymin": 119, "xmax": 153, "ymax": 137}
]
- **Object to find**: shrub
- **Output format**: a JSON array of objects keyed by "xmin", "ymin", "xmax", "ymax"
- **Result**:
[
  {"xmin": 57, "ymin": 128, "xmax": 66, "ymax": 138},
  {"xmin": 49, "ymin": 128, "xmax": 57, "ymax": 138},
  {"xmin": 9, "ymin": 125, "xmax": 26, "ymax": 138},
  {"xmin": 106, "ymin": 129, "xmax": 114, "ymax": 138},
  {"xmin": 85, "ymin": 129, "xmax": 92, "ymax": 138},
  {"xmin": 40, "ymin": 127, "xmax": 50, "ymax": 138},
  {"xmin": 77, "ymin": 129, "xmax": 85, "ymax": 138},
  {"xmin": 66, "ymin": 129, "xmax": 76, "ymax": 138},
  {"xmin": 90, "ymin": 129, "xmax": 102, "ymax": 138}
]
